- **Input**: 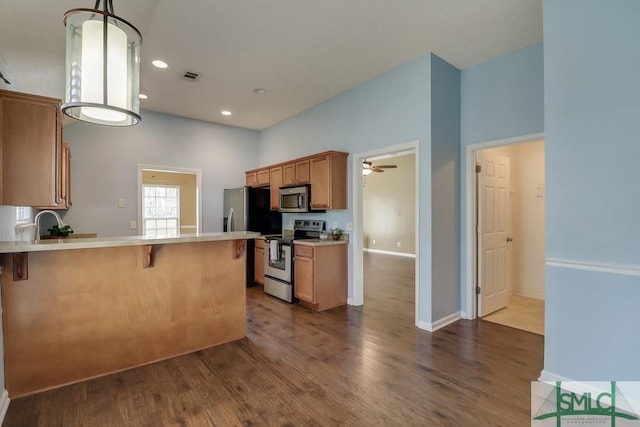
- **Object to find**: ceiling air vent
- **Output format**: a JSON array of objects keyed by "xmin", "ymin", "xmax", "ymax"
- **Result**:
[{"xmin": 181, "ymin": 71, "xmax": 200, "ymax": 82}]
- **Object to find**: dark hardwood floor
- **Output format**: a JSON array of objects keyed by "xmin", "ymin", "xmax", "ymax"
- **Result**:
[{"xmin": 4, "ymin": 252, "xmax": 543, "ymax": 426}]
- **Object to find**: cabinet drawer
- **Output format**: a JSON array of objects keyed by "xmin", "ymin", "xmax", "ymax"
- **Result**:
[
  {"xmin": 294, "ymin": 245, "xmax": 313, "ymax": 258},
  {"xmin": 255, "ymin": 238, "xmax": 265, "ymax": 249}
]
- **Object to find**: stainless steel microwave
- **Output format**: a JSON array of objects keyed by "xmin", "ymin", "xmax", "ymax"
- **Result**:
[{"xmin": 279, "ymin": 185, "xmax": 310, "ymax": 213}]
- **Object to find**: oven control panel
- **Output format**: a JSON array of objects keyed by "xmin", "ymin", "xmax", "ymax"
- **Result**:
[{"xmin": 293, "ymin": 219, "xmax": 326, "ymax": 232}]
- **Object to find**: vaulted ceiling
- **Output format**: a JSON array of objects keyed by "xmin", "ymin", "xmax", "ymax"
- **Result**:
[{"xmin": 0, "ymin": 1, "xmax": 542, "ymax": 130}]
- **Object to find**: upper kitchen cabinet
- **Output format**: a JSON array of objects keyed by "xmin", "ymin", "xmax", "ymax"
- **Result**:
[
  {"xmin": 245, "ymin": 150, "xmax": 347, "ymax": 211},
  {"xmin": 245, "ymin": 167, "xmax": 270, "ymax": 187},
  {"xmin": 0, "ymin": 89, "xmax": 68, "ymax": 208},
  {"xmin": 282, "ymin": 159, "xmax": 310, "ymax": 186},
  {"xmin": 245, "ymin": 172, "xmax": 257, "ymax": 187},
  {"xmin": 310, "ymin": 151, "xmax": 348, "ymax": 210},
  {"xmin": 269, "ymin": 166, "xmax": 283, "ymax": 210},
  {"xmin": 256, "ymin": 168, "xmax": 270, "ymax": 186}
]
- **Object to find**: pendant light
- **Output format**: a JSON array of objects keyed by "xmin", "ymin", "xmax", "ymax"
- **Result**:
[{"xmin": 62, "ymin": 0, "xmax": 142, "ymax": 126}]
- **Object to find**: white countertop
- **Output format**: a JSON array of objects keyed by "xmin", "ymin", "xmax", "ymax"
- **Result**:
[
  {"xmin": 294, "ymin": 239, "xmax": 349, "ymax": 247},
  {"xmin": 0, "ymin": 231, "xmax": 261, "ymax": 254}
]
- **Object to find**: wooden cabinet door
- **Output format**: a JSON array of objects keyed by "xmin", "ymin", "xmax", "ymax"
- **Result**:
[
  {"xmin": 294, "ymin": 255, "xmax": 315, "ymax": 303},
  {"xmin": 59, "ymin": 142, "xmax": 71, "ymax": 208},
  {"xmin": 246, "ymin": 172, "xmax": 257, "ymax": 187},
  {"xmin": 1, "ymin": 90, "xmax": 62, "ymax": 207},
  {"xmin": 254, "ymin": 247, "xmax": 265, "ymax": 285},
  {"xmin": 309, "ymin": 153, "xmax": 347, "ymax": 210},
  {"xmin": 296, "ymin": 159, "xmax": 310, "ymax": 184},
  {"xmin": 256, "ymin": 168, "xmax": 270, "ymax": 186},
  {"xmin": 269, "ymin": 166, "xmax": 282, "ymax": 210},
  {"xmin": 282, "ymin": 163, "xmax": 296, "ymax": 186},
  {"xmin": 310, "ymin": 155, "xmax": 330, "ymax": 209}
]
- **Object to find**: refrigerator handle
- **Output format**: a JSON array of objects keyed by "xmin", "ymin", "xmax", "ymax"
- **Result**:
[{"xmin": 227, "ymin": 208, "xmax": 234, "ymax": 232}]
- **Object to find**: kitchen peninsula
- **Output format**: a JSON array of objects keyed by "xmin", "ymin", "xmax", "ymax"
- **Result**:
[{"xmin": 0, "ymin": 231, "xmax": 258, "ymax": 397}]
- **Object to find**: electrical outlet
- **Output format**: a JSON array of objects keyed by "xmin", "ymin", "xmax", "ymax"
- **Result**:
[
  {"xmin": 118, "ymin": 198, "xmax": 126, "ymax": 208},
  {"xmin": 346, "ymin": 222, "xmax": 353, "ymax": 230},
  {"xmin": 130, "ymin": 221, "xmax": 137, "ymax": 230},
  {"xmin": 373, "ymin": 239, "xmax": 376, "ymax": 245},
  {"xmin": 397, "ymin": 241, "xmax": 401, "ymax": 247}
]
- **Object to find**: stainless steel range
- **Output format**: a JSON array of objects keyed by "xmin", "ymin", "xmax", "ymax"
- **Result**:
[{"xmin": 263, "ymin": 219, "xmax": 326, "ymax": 303}]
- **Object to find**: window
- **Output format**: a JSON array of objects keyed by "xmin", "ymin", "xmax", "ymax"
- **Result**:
[
  {"xmin": 142, "ymin": 185, "xmax": 180, "ymax": 237},
  {"xmin": 15, "ymin": 206, "xmax": 31, "ymax": 224}
]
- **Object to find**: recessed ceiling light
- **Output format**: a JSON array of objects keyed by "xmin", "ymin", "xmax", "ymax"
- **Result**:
[
  {"xmin": 253, "ymin": 88, "xmax": 268, "ymax": 95},
  {"xmin": 152, "ymin": 59, "xmax": 168, "ymax": 69},
  {"xmin": 221, "ymin": 110, "xmax": 232, "ymax": 116},
  {"xmin": 138, "ymin": 93, "xmax": 148, "ymax": 99}
]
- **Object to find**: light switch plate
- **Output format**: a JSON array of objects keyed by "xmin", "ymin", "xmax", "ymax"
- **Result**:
[
  {"xmin": 130, "ymin": 221, "xmax": 137, "ymax": 230},
  {"xmin": 118, "ymin": 198, "xmax": 126, "ymax": 208}
]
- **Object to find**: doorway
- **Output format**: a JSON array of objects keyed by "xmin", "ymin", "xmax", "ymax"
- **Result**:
[
  {"xmin": 137, "ymin": 165, "xmax": 203, "ymax": 235},
  {"xmin": 352, "ymin": 140, "xmax": 420, "ymax": 325},
  {"xmin": 473, "ymin": 140, "xmax": 545, "ymax": 335},
  {"xmin": 362, "ymin": 153, "xmax": 416, "ymax": 321}
]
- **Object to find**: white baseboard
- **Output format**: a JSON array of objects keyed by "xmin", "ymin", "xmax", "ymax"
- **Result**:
[
  {"xmin": 0, "ymin": 390, "xmax": 10, "ymax": 425},
  {"xmin": 347, "ymin": 298, "xmax": 363, "ymax": 306},
  {"xmin": 363, "ymin": 248, "xmax": 415, "ymax": 258},
  {"xmin": 416, "ymin": 311, "xmax": 462, "ymax": 332},
  {"xmin": 512, "ymin": 289, "xmax": 545, "ymax": 300},
  {"xmin": 538, "ymin": 369, "xmax": 572, "ymax": 382}
]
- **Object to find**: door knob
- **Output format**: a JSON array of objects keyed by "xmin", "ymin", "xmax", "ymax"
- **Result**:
[{"xmin": 506, "ymin": 236, "xmax": 513, "ymax": 242}]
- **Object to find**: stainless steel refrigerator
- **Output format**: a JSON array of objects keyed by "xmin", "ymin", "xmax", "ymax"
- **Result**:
[{"xmin": 223, "ymin": 186, "xmax": 282, "ymax": 286}]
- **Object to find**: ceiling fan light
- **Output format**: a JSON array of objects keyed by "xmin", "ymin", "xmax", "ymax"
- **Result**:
[
  {"xmin": 62, "ymin": 1, "xmax": 142, "ymax": 126},
  {"xmin": 362, "ymin": 168, "xmax": 373, "ymax": 176}
]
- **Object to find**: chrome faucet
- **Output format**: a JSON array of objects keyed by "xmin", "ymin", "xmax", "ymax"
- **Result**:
[{"xmin": 33, "ymin": 210, "xmax": 65, "ymax": 242}]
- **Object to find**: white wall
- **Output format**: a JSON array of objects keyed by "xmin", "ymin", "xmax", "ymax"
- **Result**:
[
  {"xmin": 481, "ymin": 142, "xmax": 545, "ymax": 301},
  {"xmin": 510, "ymin": 140, "xmax": 545, "ymax": 299},
  {"xmin": 0, "ymin": 207, "xmax": 17, "ymax": 241},
  {"xmin": 363, "ymin": 154, "xmax": 416, "ymax": 255},
  {"xmin": 62, "ymin": 110, "xmax": 259, "ymax": 237}
]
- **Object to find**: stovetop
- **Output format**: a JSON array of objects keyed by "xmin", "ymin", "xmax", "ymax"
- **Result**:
[{"xmin": 264, "ymin": 219, "xmax": 326, "ymax": 243}]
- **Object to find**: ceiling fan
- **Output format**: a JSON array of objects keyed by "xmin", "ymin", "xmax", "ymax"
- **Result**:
[{"xmin": 362, "ymin": 160, "xmax": 397, "ymax": 175}]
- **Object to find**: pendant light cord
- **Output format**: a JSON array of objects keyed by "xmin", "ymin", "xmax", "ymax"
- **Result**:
[{"xmin": 93, "ymin": 0, "xmax": 115, "ymax": 15}]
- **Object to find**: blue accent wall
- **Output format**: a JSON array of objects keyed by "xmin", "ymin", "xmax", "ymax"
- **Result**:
[
  {"xmin": 461, "ymin": 43, "xmax": 544, "ymax": 145},
  {"xmin": 543, "ymin": 0, "xmax": 640, "ymax": 379},
  {"xmin": 63, "ymin": 110, "xmax": 259, "ymax": 236},
  {"xmin": 260, "ymin": 53, "xmax": 461, "ymax": 327},
  {"xmin": 259, "ymin": 56, "xmax": 431, "ymax": 164},
  {"xmin": 460, "ymin": 43, "xmax": 544, "ymax": 316},
  {"xmin": 430, "ymin": 55, "xmax": 461, "ymax": 320},
  {"xmin": 260, "ymin": 55, "xmax": 434, "ymax": 322}
]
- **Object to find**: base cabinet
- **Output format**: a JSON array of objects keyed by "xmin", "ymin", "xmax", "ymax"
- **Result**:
[
  {"xmin": 254, "ymin": 239, "xmax": 265, "ymax": 285},
  {"xmin": 294, "ymin": 243, "xmax": 347, "ymax": 311}
]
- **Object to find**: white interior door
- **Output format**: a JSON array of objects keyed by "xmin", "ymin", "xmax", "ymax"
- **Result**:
[{"xmin": 478, "ymin": 151, "xmax": 511, "ymax": 316}]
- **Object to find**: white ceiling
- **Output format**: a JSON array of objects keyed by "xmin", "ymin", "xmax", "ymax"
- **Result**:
[{"xmin": 0, "ymin": 0, "xmax": 542, "ymax": 130}]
